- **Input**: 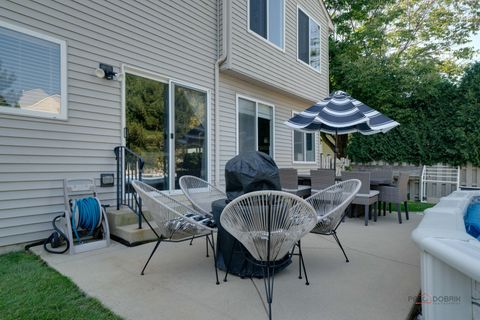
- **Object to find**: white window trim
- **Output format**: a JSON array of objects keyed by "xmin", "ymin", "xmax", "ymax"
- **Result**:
[
  {"xmin": 247, "ymin": 0, "xmax": 286, "ymax": 52},
  {"xmin": 296, "ymin": 5, "xmax": 322, "ymax": 74},
  {"xmin": 291, "ymin": 111, "xmax": 318, "ymax": 164},
  {"xmin": 0, "ymin": 20, "xmax": 67, "ymax": 120},
  {"xmin": 236, "ymin": 94, "xmax": 275, "ymax": 159},
  {"xmin": 121, "ymin": 65, "xmax": 211, "ymax": 194}
]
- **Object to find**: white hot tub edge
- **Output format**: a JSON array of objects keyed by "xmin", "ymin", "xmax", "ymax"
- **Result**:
[{"xmin": 411, "ymin": 190, "xmax": 480, "ymax": 320}]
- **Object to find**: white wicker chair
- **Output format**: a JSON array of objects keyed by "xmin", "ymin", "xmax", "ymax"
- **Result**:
[
  {"xmin": 131, "ymin": 180, "xmax": 219, "ymax": 284},
  {"xmin": 179, "ymin": 175, "xmax": 226, "ymax": 217},
  {"xmin": 221, "ymin": 190, "xmax": 317, "ymax": 320},
  {"xmin": 306, "ymin": 179, "xmax": 361, "ymax": 262}
]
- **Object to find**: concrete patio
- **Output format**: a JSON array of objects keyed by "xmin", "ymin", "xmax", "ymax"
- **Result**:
[{"xmin": 31, "ymin": 213, "xmax": 423, "ymax": 320}]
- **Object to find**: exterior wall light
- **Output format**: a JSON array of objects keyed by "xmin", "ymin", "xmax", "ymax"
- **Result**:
[{"xmin": 94, "ymin": 63, "xmax": 123, "ymax": 81}]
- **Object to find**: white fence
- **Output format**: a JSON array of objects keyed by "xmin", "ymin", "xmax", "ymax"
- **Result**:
[
  {"xmin": 420, "ymin": 165, "xmax": 460, "ymax": 203},
  {"xmin": 344, "ymin": 161, "xmax": 480, "ymax": 203},
  {"xmin": 318, "ymin": 153, "xmax": 351, "ymax": 176}
]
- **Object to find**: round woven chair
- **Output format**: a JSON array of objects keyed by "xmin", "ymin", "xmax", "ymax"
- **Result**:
[
  {"xmin": 131, "ymin": 180, "xmax": 219, "ymax": 284},
  {"xmin": 221, "ymin": 190, "xmax": 317, "ymax": 320},
  {"xmin": 179, "ymin": 175, "xmax": 226, "ymax": 217},
  {"xmin": 306, "ymin": 179, "xmax": 361, "ymax": 262}
]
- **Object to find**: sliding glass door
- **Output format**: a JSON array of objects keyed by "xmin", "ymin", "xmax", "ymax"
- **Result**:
[
  {"xmin": 173, "ymin": 84, "xmax": 208, "ymax": 189},
  {"xmin": 125, "ymin": 72, "xmax": 208, "ymax": 191},
  {"xmin": 125, "ymin": 73, "xmax": 170, "ymax": 190}
]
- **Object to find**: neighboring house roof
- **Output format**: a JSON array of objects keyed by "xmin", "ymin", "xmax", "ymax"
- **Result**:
[{"xmin": 19, "ymin": 88, "xmax": 60, "ymax": 114}]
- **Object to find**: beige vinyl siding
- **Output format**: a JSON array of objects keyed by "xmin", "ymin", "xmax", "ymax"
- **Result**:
[
  {"xmin": 218, "ymin": 73, "xmax": 322, "ymax": 188},
  {"xmin": 0, "ymin": 0, "xmax": 218, "ymax": 246},
  {"xmin": 226, "ymin": 0, "xmax": 330, "ymax": 102}
]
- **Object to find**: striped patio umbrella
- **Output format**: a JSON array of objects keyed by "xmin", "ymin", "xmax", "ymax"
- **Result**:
[{"xmin": 285, "ymin": 91, "xmax": 399, "ymax": 168}]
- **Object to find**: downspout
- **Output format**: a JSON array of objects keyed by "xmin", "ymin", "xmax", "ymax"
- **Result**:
[{"xmin": 214, "ymin": 0, "xmax": 230, "ymax": 186}]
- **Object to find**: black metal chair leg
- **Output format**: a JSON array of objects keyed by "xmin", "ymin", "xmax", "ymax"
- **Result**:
[
  {"xmin": 404, "ymin": 201, "xmax": 409, "ymax": 220},
  {"xmin": 263, "ymin": 262, "xmax": 275, "ymax": 320},
  {"xmin": 364, "ymin": 204, "xmax": 369, "ymax": 226},
  {"xmin": 205, "ymin": 237, "xmax": 209, "ymax": 257},
  {"xmin": 189, "ymin": 236, "xmax": 194, "ymax": 245},
  {"xmin": 297, "ymin": 241, "xmax": 310, "ymax": 285},
  {"xmin": 223, "ymin": 240, "xmax": 236, "ymax": 282},
  {"xmin": 332, "ymin": 231, "xmax": 349, "ymax": 263},
  {"xmin": 397, "ymin": 203, "xmax": 402, "ymax": 224},
  {"xmin": 141, "ymin": 240, "xmax": 161, "ymax": 275},
  {"xmin": 383, "ymin": 202, "xmax": 386, "ymax": 216},
  {"xmin": 207, "ymin": 233, "xmax": 220, "ymax": 285},
  {"xmin": 297, "ymin": 242, "xmax": 302, "ymax": 280}
]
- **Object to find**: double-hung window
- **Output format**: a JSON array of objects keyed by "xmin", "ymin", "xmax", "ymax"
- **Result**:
[
  {"xmin": 0, "ymin": 21, "xmax": 67, "ymax": 119},
  {"xmin": 293, "ymin": 112, "xmax": 316, "ymax": 163},
  {"xmin": 249, "ymin": 0, "xmax": 285, "ymax": 49},
  {"xmin": 237, "ymin": 96, "xmax": 274, "ymax": 157},
  {"xmin": 297, "ymin": 7, "xmax": 321, "ymax": 71}
]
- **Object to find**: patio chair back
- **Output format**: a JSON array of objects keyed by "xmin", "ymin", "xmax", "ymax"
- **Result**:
[
  {"xmin": 279, "ymin": 168, "xmax": 311, "ymax": 197},
  {"xmin": 397, "ymin": 172, "xmax": 410, "ymax": 201},
  {"xmin": 341, "ymin": 172, "xmax": 380, "ymax": 226},
  {"xmin": 307, "ymin": 179, "xmax": 361, "ymax": 234},
  {"xmin": 341, "ymin": 171, "xmax": 370, "ymax": 195},
  {"xmin": 220, "ymin": 190, "xmax": 317, "ymax": 262},
  {"xmin": 310, "ymin": 169, "xmax": 335, "ymax": 192},
  {"xmin": 278, "ymin": 168, "xmax": 298, "ymax": 190},
  {"xmin": 132, "ymin": 180, "xmax": 215, "ymax": 239},
  {"xmin": 370, "ymin": 169, "xmax": 394, "ymax": 183},
  {"xmin": 179, "ymin": 175, "xmax": 226, "ymax": 217},
  {"xmin": 379, "ymin": 172, "xmax": 410, "ymax": 203},
  {"xmin": 377, "ymin": 173, "xmax": 410, "ymax": 224}
]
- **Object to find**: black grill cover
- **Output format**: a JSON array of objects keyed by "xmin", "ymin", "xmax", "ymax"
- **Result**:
[{"xmin": 225, "ymin": 151, "xmax": 281, "ymax": 201}]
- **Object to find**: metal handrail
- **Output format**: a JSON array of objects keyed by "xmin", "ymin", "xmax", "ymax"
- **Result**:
[{"xmin": 114, "ymin": 146, "xmax": 145, "ymax": 229}]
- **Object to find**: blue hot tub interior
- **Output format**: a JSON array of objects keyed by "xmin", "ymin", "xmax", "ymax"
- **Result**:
[{"xmin": 465, "ymin": 196, "xmax": 480, "ymax": 240}]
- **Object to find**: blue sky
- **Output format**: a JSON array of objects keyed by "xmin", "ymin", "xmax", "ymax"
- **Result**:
[{"xmin": 470, "ymin": 32, "xmax": 480, "ymax": 60}]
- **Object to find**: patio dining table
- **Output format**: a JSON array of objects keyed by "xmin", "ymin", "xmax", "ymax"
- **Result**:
[
  {"xmin": 298, "ymin": 173, "xmax": 394, "ymax": 193},
  {"xmin": 369, "ymin": 178, "xmax": 394, "ymax": 186}
]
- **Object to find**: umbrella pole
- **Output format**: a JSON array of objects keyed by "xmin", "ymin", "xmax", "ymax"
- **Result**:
[{"xmin": 333, "ymin": 129, "xmax": 338, "ymax": 173}]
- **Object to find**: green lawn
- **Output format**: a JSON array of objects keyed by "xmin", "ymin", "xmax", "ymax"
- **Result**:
[
  {"xmin": 0, "ymin": 251, "xmax": 122, "ymax": 320},
  {"xmin": 405, "ymin": 201, "xmax": 435, "ymax": 212},
  {"xmin": 381, "ymin": 201, "xmax": 434, "ymax": 212}
]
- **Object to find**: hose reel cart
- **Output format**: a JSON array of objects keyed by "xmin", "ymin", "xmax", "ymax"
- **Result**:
[{"xmin": 63, "ymin": 178, "xmax": 110, "ymax": 254}]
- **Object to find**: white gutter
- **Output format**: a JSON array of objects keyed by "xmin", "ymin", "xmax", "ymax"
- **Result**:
[{"xmin": 214, "ymin": 0, "xmax": 231, "ymax": 187}]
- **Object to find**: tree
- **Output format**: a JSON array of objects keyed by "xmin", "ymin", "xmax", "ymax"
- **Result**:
[
  {"xmin": 324, "ymin": 0, "xmax": 480, "ymax": 164},
  {"xmin": 0, "ymin": 60, "xmax": 19, "ymax": 107},
  {"xmin": 326, "ymin": 0, "xmax": 479, "ymax": 73},
  {"xmin": 457, "ymin": 63, "xmax": 480, "ymax": 165},
  {"xmin": 125, "ymin": 73, "xmax": 168, "ymax": 175}
]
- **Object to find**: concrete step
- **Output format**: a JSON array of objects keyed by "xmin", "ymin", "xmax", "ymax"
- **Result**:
[
  {"xmin": 106, "ymin": 207, "xmax": 138, "ymax": 226},
  {"xmin": 106, "ymin": 207, "xmax": 153, "ymax": 226},
  {"xmin": 112, "ymin": 222, "xmax": 159, "ymax": 245},
  {"xmin": 106, "ymin": 206, "xmax": 157, "ymax": 246}
]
